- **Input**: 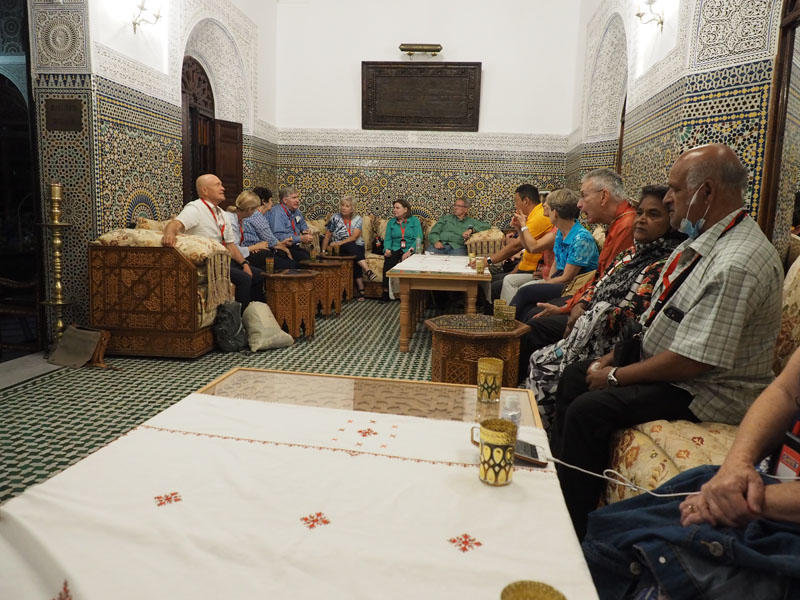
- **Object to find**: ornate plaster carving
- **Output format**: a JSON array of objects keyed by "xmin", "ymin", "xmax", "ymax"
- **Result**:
[
  {"xmin": 278, "ymin": 128, "xmax": 568, "ymax": 153},
  {"xmin": 31, "ymin": 7, "xmax": 88, "ymax": 72},
  {"xmin": 181, "ymin": 0, "xmax": 257, "ymax": 134},
  {"xmin": 690, "ymin": 0, "xmax": 781, "ymax": 71},
  {"xmin": 585, "ymin": 13, "xmax": 628, "ymax": 142}
]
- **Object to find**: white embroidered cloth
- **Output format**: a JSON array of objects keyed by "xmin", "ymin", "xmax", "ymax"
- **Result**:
[
  {"xmin": 388, "ymin": 253, "xmax": 478, "ymax": 275},
  {"xmin": 0, "ymin": 393, "xmax": 598, "ymax": 599}
]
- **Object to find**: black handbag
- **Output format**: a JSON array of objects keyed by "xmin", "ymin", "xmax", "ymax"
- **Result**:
[{"xmin": 612, "ymin": 321, "xmax": 643, "ymax": 366}]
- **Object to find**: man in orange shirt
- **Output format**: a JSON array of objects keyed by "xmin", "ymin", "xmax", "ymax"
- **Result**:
[
  {"xmin": 484, "ymin": 184, "xmax": 555, "ymax": 301},
  {"xmin": 516, "ymin": 169, "xmax": 635, "ymax": 379}
]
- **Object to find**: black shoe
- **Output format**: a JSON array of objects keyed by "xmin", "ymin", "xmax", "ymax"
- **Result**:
[{"xmin": 379, "ymin": 292, "xmax": 390, "ymax": 303}]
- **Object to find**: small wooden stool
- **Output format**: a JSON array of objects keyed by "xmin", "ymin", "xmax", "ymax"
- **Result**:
[
  {"xmin": 424, "ymin": 314, "xmax": 530, "ymax": 386},
  {"xmin": 318, "ymin": 253, "xmax": 356, "ymax": 301},
  {"xmin": 263, "ymin": 269, "xmax": 318, "ymax": 339},
  {"xmin": 300, "ymin": 260, "xmax": 342, "ymax": 316}
]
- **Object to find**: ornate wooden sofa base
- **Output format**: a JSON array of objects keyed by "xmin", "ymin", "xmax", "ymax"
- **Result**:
[{"xmin": 89, "ymin": 245, "xmax": 228, "ymax": 358}]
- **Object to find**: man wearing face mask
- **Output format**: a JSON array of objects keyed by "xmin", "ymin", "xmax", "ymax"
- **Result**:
[{"xmin": 550, "ymin": 144, "xmax": 783, "ymax": 540}]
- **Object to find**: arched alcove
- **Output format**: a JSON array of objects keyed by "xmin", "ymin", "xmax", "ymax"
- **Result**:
[{"xmin": 585, "ymin": 14, "xmax": 629, "ymax": 143}]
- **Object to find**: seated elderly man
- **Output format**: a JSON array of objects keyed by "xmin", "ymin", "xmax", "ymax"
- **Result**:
[
  {"xmin": 267, "ymin": 186, "xmax": 314, "ymax": 264},
  {"xmin": 551, "ymin": 144, "xmax": 783, "ymax": 539},
  {"xmin": 427, "ymin": 199, "xmax": 489, "ymax": 255},
  {"xmin": 582, "ymin": 347, "xmax": 800, "ymax": 598},
  {"xmin": 242, "ymin": 186, "xmax": 295, "ymax": 270},
  {"xmin": 161, "ymin": 174, "xmax": 265, "ymax": 308}
]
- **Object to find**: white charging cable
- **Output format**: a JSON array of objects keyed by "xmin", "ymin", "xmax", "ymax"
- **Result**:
[{"xmin": 540, "ymin": 449, "xmax": 800, "ymax": 499}]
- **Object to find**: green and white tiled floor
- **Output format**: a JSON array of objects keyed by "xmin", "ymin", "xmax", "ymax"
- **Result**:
[{"xmin": 1, "ymin": 300, "xmax": 439, "ymax": 504}]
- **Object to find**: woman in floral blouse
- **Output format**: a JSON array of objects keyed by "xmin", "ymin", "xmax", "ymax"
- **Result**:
[{"xmin": 527, "ymin": 185, "xmax": 685, "ymax": 433}]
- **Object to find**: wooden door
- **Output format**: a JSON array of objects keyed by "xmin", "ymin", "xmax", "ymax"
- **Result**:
[{"xmin": 214, "ymin": 119, "xmax": 242, "ymax": 209}]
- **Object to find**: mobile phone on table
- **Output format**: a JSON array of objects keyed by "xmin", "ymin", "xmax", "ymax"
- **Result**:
[{"xmin": 515, "ymin": 440, "xmax": 548, "ymax": 467}]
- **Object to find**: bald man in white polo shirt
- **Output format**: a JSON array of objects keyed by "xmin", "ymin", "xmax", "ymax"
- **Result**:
[{"xmin": 162, "ymin": 174, "xmax": 265, "ymax": 308}]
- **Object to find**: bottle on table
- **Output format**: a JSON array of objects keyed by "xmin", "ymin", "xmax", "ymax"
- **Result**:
[{"xmin": 415, "ymin": 237, "xmax": 422, "ymax": 255}]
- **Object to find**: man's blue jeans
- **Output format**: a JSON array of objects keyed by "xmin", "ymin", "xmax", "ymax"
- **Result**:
[
  {"xmin": 582, "ymin": 465, "xmax": 800, "ymax": 599},
  {"xmin": 427, "ymin": 243, "xmax": 467, "ymax": 256}
]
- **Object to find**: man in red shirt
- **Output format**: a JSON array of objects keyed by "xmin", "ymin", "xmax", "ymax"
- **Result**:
[{"xmin": 516, "ymin": 168, "xmax": 635, "ymax": 380}]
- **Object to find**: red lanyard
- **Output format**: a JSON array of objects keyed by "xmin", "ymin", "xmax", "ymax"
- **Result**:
[
  {"xmin": 281, "ymin": 203, "xmax": 297, "ymax": 234},
  {"xmin": 201, "ymin": 200, "xmax": 225, "ymax": 238},
  {"xmin": 646, "ymin": 210, "xmax": 747, "ymax": 327},
  {"xmin": 398, "ymin": 219, "xmax": 406, "ymax": 241},
  {"xmin": 344, "ymin": 218, "xmax": 352, "ymax": 237},
  {"xmin": 239, "ymin": 219, "xmax": 244, "ymax": 245}
]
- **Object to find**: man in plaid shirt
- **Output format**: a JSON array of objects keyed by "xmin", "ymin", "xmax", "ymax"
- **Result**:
[{"xmin": 550, "ymin": 144, "xmax": 783, "ymax": 539}]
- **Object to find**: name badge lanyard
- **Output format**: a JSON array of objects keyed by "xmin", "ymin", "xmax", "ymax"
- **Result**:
[
  {"xmin": 644, "ymin": 210, "xmax": 747, "ymax": 328},
  {"xmin": 201, "ymin": 200, "xmax": 226, "ymax": 239},
  {"xmin": 281, "ymin": 203, "xmax": 297, "ymax": 236},
  {"xmin": 344, "ymin": 218, "xmax": 352, "ymax": 238},
  {"xmin": 399, "ymin": 219, "xmax": 407, "ymax": 249}
]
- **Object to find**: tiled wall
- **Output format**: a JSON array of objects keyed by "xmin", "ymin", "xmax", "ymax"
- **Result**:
[
  {"xmin": 243, "ymin": 135, "xmax": 279, "ymax": 195},
  {"xmin": 275, "ymin": 146, "xmax": 566, "ymax": 228},
  {"xmin": 622, "ymin": 59, "xmax": 775, "ymax": 244},
  {"xmin": 34, "ymin": 74, "xmax": 95, "ymax": 327},
  {"xmin": 94, "ymin": 77, "xmax": 184, "ymax": 228}
]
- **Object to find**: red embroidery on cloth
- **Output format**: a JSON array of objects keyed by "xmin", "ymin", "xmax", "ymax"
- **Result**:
[
  {"xmin": 52, "ymin": 581, "xmax": 73, "ymax": 600},
  {"xmin": 155, "ymin": 492, "xmax": 182, "ymax": 506},
  {"xmin": 358, "ymin": 428, "xmax": 378, "ymax": 437},
  {"xmin": 301, "ymin": 512, "xmax": 330, "ymax": 529},
  {"xmin": 139, "ymin": 425, "xmax": 553, "ymax": 473},
  {"xmin": 449, "ymin": 533, "xmax": 482, "ymax": 552}
]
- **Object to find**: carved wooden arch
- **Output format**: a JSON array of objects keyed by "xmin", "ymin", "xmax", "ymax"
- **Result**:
[
  {"xmin": 182, "ymin": 56, "xmax": 214, "ymax": 115},
  {"xmin": 181, "ymin": 56, "xmax": 215, "ymax": 203}
]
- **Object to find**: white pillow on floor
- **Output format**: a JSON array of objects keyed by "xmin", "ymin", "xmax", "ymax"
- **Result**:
[{"xmin": 241, "ymin": 302, "xmax": 294, "ymax": 351}]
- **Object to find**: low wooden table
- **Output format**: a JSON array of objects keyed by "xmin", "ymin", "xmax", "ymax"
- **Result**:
[
  {"xmin": 263, "ymin": 269, "xmax": 318, "ymax": 339},
  {"xmin": 300, "ymin": 260, "xmax": 343, "ymax": 316},
  {"xmin": 318, "ymin": 253, "xmax": 356, "ymax": 302},
  {"xmin": 425, "ymin": 313, "xmax": 531, "ymax": 387},
  {"xmin": 387, "ymin": 254, "xmax": 491, "ymax": 352}
]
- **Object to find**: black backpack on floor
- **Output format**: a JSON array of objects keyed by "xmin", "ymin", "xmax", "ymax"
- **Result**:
[{"xmin": 213, "ymin": 301, "xmax": 247, "ymax": 352}]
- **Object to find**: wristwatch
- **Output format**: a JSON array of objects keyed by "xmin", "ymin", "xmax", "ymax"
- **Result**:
[
  {"xmin": 607, "ymin": 367, "xmax": 620, "ymax": 387},
  {"xmin": 486, "ymin": 257, "xmax": 493, "ymax": 266}
]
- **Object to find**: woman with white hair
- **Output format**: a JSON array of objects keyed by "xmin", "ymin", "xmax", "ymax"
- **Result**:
[{"xmin": 322, "ymin": 195, "xmax": 375, "ymax": 301}]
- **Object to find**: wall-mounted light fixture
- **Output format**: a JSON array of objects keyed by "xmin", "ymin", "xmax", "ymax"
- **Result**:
[
  {"xmin": 635, "ymin": 0, "xmax": 664, "ymax": 32},
  {"xmin": 132, "ymin": 1, "xmax": 161, "ymax": 34},
  {"xmin": 399, "ymin": 43, "xmax": 442, "ymax": 57}
]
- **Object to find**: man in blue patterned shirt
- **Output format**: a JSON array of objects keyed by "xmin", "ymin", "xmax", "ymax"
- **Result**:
[{"xmin": 267, "ymin": 186, "xmax": 313, "ymax": 264}]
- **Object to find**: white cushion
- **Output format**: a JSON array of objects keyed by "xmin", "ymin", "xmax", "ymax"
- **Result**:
[{"xmin": 241, "ymin": 302, "xmax": 294, "ymax": 351}]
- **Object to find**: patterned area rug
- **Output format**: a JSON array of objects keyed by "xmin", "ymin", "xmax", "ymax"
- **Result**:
[{"xmin": 0, "ymin": 300, "xmax": 438, "ymax": 504}]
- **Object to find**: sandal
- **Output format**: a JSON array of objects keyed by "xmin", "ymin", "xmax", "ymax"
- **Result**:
[
  {"xmin": 365, "ymin": 269, "xmax": 377, "ymax": 281},
  {"xmin": 356, "ymin": 289, "xmax": 366, "ymax": 302}
]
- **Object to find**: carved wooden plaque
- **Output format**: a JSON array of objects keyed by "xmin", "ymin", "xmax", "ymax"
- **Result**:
[
  {"xmin": 45, "ymin": 99, "xmax": 83, "ymax": 132},
  {"xmin": 362, "ymin": 62, "xmax": 481, "ymax": 131}
]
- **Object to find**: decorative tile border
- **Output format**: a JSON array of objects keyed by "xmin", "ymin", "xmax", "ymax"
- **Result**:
[
  {"xmin": 276, "ymin": 145, "xmax": 565, "ymax": 227},
  {"xmin": 278, "ymin": 128, "xmax": 568, "ymax": 153}
]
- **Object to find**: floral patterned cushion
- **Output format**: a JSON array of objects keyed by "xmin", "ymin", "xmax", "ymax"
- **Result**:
[
  {"xmin": 604, "ymin": 420, "xmax": 737, "ymax": 505},
  {"xmin": 135, "ymin": 216, "xmax": 168, "ymax": 231},
  {"xmin": 773, "ymin": 253, "xmax": 800, "ymax": 373},
  {"xmin": 95, "ymin": 229, "xmax": 228, "ymax": 266}
]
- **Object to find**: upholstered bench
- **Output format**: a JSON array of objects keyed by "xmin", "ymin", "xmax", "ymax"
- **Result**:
[
  {"xmin": 603, "ymin": 255, "xmax": 800, "ymax": 504},
  {"xmin": 89, "ymin": 228, "xmax": 233, "ymax": 358}
]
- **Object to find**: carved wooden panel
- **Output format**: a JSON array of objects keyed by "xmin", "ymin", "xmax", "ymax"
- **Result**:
[
  {"xmin": 362, "ymin": 62, "xmax": 481, "ymax": 131},
  {"xmin": 88, "ymin": 245, "xmax": 214, "ymax": 358},
  {"xmin": 182, "ymin": 56, "xmax": 215, "ymax": 203}
]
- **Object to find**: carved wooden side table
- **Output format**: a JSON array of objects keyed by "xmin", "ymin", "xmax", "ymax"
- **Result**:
[
  {"xmin": 424, "ymin": 314, "xmax": 530, "ymax": 387},
  {"xmin": 318, "ymin": 253, "xmax": 356, "ymax": 302},
  {"xmin": 299, "ymin": 260, "xmax": 342, "ymax": 316},
  {"xmin": 263, "ymin": 269, "xmax": 318, "ymax": 339}
]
